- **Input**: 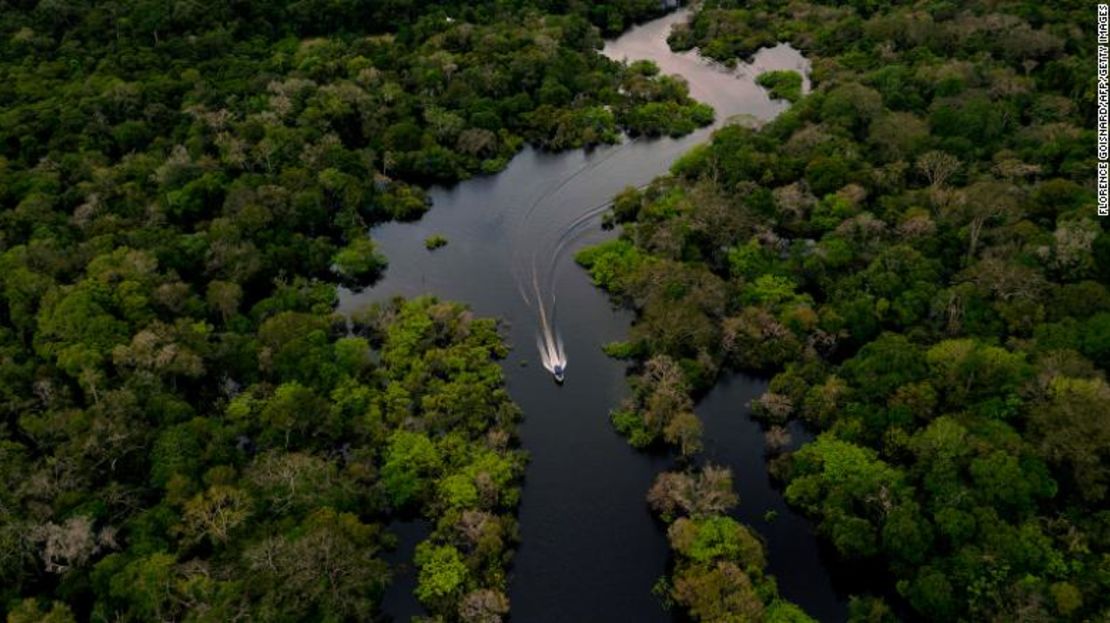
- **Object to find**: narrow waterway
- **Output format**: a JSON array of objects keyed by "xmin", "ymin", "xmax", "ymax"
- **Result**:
[{"xmin": 340, "ymin": 9, "xmax": 847, "ymax": 622}]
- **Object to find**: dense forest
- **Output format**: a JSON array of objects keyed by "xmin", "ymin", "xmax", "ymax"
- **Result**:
[
  {"xmin": 3, "ymin": 0, "xmax": 1107, "ymax": 621},
  {"xmin": 0, "ymin": 0, "xmax": 721, "ymax": 621},
  {"xmin": 580, "ymin": 0, "xmax": 1107, "ymax": 621}
]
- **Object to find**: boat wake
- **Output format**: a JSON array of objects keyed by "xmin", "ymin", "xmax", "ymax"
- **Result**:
[
  {"xmin": 515, "ymin": 141, "xmax": 639, "ymax": 382},
  {"xmin": 532, "ymin": 264, "xmax": 567, "ymax": 382}
]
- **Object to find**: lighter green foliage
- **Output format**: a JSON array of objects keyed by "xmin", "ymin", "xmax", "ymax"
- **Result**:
[
  {"xmin": 739, "ymin": 274, "xmax": 811, "ymax": 310},
  {"xmin": 925, "ymin": 339, "xmax": 1029, "ymax": 405},
  {"xmin": 414, "ymin": 543, "xmax": 469, "ymax": 603},
  {"xmin": 756, "ymin": 70, "xmax": 803, "ymax": 102},
  {"xmin": 381, "ymin": 430, "xmax": 442, "ymax": 507},
  {"xmin": 575, "ymin": 238, "xmax": 649, "ymax": 294},
  {"xmin": 332, "ymin": 237, "xmax": 387, "ymax": 280},
  {"xmin": 670, "ymin": 516, "xmax": 765, "ymax": 569},
  {"xmin": 765, "ymin": 600, "xmax": 818, "ymax": 623}
]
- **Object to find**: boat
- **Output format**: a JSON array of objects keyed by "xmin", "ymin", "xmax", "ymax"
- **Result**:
[{"xmin": 553, "ymin": 363, "xmax": 565, "ymax": 384}]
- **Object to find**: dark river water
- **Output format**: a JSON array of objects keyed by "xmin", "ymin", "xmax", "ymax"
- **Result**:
[{"xmin": 340, "ymin": 9, "xmax": 848, "ymax": 622}]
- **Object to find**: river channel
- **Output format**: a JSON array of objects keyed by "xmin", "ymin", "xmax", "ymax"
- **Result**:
[{"xmin": 339, "ymin": 8, "xmax": 848, "ymax": 622}]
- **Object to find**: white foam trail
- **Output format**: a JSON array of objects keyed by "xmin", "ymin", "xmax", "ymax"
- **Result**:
[
  {"xmin": 516, "ymin": 143, "xmax": 640, "ymax": 378},
  {"xmin": 523, "ymin": 187, "xmax": 630, "ymax": 378},
  {"xmin": 532, "ymin": 263, "xmax": 566, "ymax": 375}
]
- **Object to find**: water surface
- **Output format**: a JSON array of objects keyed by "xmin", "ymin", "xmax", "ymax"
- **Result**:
[{"xmin": 340, "ymin": 9, "xmax": 845, "ymax": 622}]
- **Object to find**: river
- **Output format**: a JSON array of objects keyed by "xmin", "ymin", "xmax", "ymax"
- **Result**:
[{"xmin": 339, "ymin": 8, "xmax": 847, "ymax": 622}]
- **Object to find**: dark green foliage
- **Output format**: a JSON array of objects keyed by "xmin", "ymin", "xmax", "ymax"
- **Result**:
[
  {"xmin": 2, "ymin": 283, "xmax": 523, "ymax": 621},
  {"xmin": 756, "ymin": 70, "xmax": 803, "ymax": 103},
  {"xmin": 584, "ymin": 1, "xmax": 1110, "ymax": 620},
  {"xmin": 0, "ymin": 0, "xmax": 712, "ymax": 617}
]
